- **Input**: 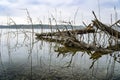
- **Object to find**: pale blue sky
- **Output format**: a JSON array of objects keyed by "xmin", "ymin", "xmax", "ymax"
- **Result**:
[{"xmin": 0, "ymin": 0, "xmax": 120, "ymax": 25}]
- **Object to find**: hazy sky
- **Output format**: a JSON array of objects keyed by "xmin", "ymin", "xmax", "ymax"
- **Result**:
[{"xmin": 0, "ymin": 0, "xmax": 120, "ymax": 25}]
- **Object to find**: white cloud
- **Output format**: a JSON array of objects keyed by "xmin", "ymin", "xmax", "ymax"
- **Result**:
[{"xmin": 0, "ymin": 0, "xmax": 120, "ymax": 25}]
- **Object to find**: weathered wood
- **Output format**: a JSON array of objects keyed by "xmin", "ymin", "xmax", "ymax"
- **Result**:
[
  {"xmin": 36, "ymin": 34, "xmax": 115, "ymax": 54},
  {"xmin": 93, "ymin": 19, "xmax": 120, "ymax": 38},
  {"xmin": 35, "ymin": 28, "xmax": 95, "ymax": 37},
  {"xmin": 36, "ymin": 36, "xmax": 64, "ymax": 44},
  {"xmin": 63, "ymin": 37, "xmax": 97, "ymax": 50},
  {"xmin": 36, "ymin": 35, "xmax": 97, "ymax": 50},
  {"xmin": 35, "ymin": 11, "xmax": 120, "ymax": 56}
]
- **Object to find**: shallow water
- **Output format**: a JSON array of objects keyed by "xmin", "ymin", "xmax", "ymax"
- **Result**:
[{"xmin": 0, "ymin": 28, "xmax": 120, "ymax": 80}]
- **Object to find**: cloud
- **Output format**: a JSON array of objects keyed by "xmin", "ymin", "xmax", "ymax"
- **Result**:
[
  {"xmin": 0, "ymin": 0, "xmax": 120, "ymax": 25},
  {"xmin": 101, "ymin": 0, "xmax": 120, "ymax": 8},
  {"xmin": 8, "ymin": 0, "xmax": 18, "ymax": 3}
]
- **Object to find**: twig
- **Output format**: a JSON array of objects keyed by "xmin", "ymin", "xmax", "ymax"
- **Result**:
[{"xmin": 92, "ymin": 11, "xmax": 98, "ymax": 20}]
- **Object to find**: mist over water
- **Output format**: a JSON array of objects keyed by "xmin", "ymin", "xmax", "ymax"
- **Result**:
[{"xmin": 0, "ymin": 27, "xmax": 120, "ymax": 80}]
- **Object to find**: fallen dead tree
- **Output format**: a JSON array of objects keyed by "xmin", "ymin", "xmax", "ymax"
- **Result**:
[
  {"xmin": 36, "ymin": 11, "xmax": 120, "ymax": 56},
  {"xmin": 36, "ymin": 35, "xmax": 95, "ymax": 49},
  {"xmin": 36, "ymin": 20, "xmax": 120, "ymax": 53},
  {"xmin": 35, "ymin": 25, "xmax": 97, "ymax": 50},
  {"xmin": 35, "ymin": 11, "xmax": 120, "ymax": 69},
  {"xmin": 35, "ymin": 27, "xmax": 95, "ymax": 37},
  {"xmin": 36, "ymin": 35, "xmax": 115, "ymax": 54},
  {"xmin": 36, "ymin": 33, "xmax": 99, "ymax": 51}
]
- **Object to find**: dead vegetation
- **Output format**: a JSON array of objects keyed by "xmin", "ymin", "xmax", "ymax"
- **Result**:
[{"xmin": 36, "ymin": 11, "xmax": 120, "ymax": 55}]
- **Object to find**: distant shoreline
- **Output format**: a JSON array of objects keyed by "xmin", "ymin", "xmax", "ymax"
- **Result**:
[{"xmin": 0, "ymin": 24, "xmax": 84, "ymax": 29}]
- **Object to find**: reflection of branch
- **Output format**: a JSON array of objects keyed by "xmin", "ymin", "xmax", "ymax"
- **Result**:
[
  {"xmin": 89, "ymin": 60, "xmax": 97, "ymax": 69},
  {"xmin": 55, "ymin": 47, "xmax": 78, "ymax": 54},
  {"xmin": 90, "ymin": 49, "xmax": 112, "ymax": 60},
  {"xmin": 65, "ymin": 55, "xmax": 74, "ymax": 67},
  {"xmin": 38, "ymin": 35, "xmax": 120, "ymax": 59},
  {"xmin": 54, "ymin": 44, "xmax": 120, "ymax": 69},
  {"xmin": 110, "ymin": 53, "xmax": 120, "ymax": 63}
]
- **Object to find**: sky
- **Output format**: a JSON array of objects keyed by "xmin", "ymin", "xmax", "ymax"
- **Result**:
[{"xmin": 0, "ymin": 0, "xmax": 120, "ymax": 25}]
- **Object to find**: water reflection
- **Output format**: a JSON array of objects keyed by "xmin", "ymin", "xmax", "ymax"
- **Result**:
[{"xmin": 0, "ymin": 29, "xmax": 120, "ymax": 80}]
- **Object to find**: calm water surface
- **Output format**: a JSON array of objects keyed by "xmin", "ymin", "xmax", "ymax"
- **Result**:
[{"xmin": 0, "ymin": 28, "xmax": 120, "ymax": 80}]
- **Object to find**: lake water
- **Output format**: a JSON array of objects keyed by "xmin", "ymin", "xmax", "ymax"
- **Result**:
[{"xmin": 0, "ymin": 28, "xmax": 120, "ymax": 80}]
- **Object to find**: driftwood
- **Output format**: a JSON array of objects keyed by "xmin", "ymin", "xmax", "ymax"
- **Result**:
[
  {"xmin": 35, "ymin": 28, "xmax": 95, "ymax": 37},
  {"xmin": 36, "ymin": 34, "xmax": 98, "ymax": 51},
  {"xmin": 36, "ymin": 19, "xmax": 120, "ymax": 52},
  {"xmin": 35, "ymin": 11, "xmax": 120, "ymax": 69},
  {"xmin": 35, "ymin": 26, "xmax": 97, "ymax": 50},
  {"xmin": 63, "ymin": 37, "xmax": 97, "ymax": 50},
  {"xmin": 36, "ymin": 11, "xmax": 120, "ymax": 57},
  {"xmin": 36, "ymin": 35, "xmax": 116, "ymax": 54},
  {"xmin": 93, "ymin": 19, "xmax": 120, "ymax": 38}
]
